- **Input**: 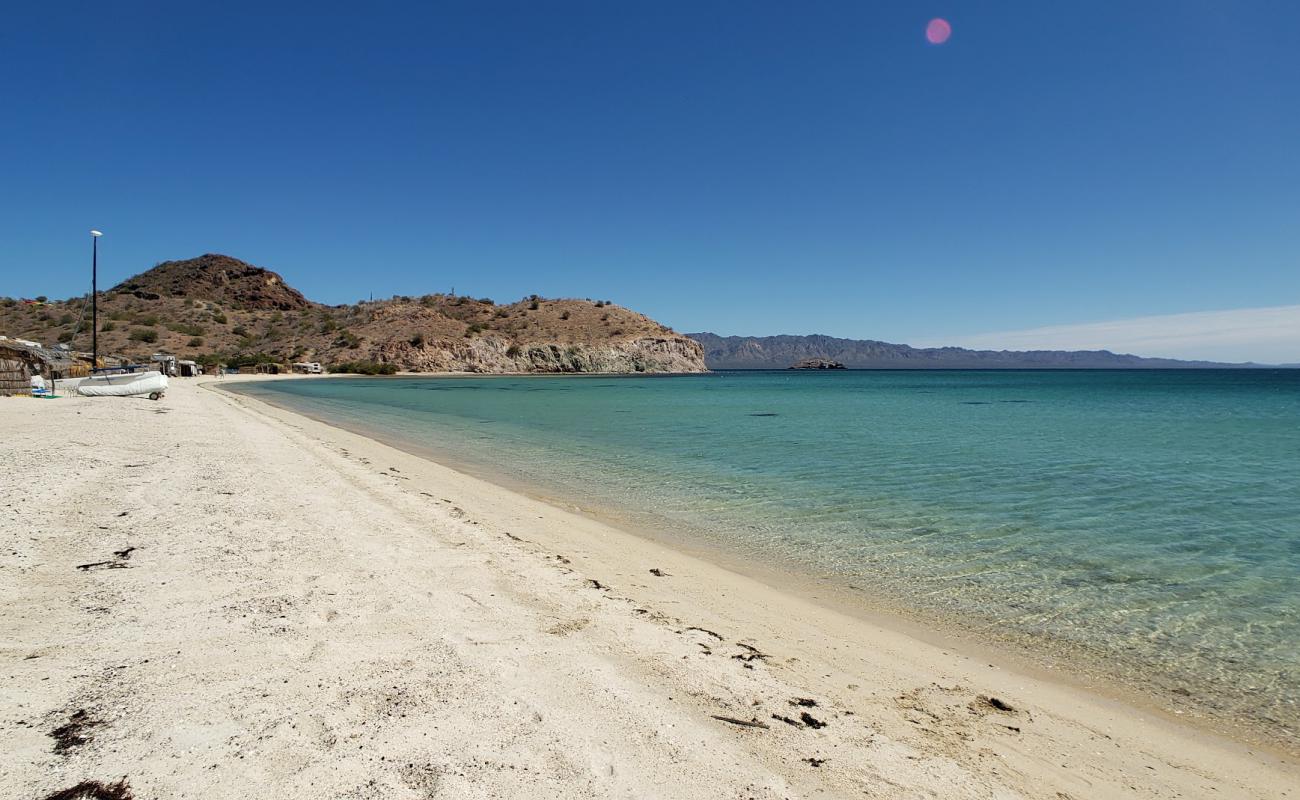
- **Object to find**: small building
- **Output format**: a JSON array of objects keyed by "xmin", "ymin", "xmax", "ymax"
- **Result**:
[
  {"xmin": 0, "ymin": 341, "xmax": 42, "ymax": 395},
  {"xmin": 0, "ymin": 338, "xmax": 92, "ymax": 395},
  {"xmin": 292, "ymin": 362, "xmax": 323, "ymax": 374},
  {"xmin": 177, "ymin": 360, "xmax": 202, "ymax": 377}
]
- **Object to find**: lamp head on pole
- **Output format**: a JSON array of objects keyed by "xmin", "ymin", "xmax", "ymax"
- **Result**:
[{"xmin": 90, "ymin": 230, "xmax": 103, "ymax": 237}]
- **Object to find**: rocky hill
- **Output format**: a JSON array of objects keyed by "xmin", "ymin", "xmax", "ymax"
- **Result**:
[
  {"xmin": 0, "ymin": 255, "xmax": 706, "ymax": 373},
  {"xmin": 687, "ymin": 332, "xmax": 1243, "ymax": 369}
]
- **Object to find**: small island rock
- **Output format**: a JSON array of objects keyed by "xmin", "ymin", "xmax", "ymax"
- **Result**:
[{"xmin": 788, "ymin": 358, "xmax": 846, "ymax": 370}]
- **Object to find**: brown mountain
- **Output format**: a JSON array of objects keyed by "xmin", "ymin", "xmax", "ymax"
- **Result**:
[
  {"xmin": 0, "ymin": 254, "xmax": 706, "ymax": 373},
  {"xmin": 114, "ymin": 253, "xmax": 311, "ymax": 311}
]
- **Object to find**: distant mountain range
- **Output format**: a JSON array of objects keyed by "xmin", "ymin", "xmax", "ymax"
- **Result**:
[{"xmin": 685, "ymin": 332, "xmax": 1248, "ymax": 370}]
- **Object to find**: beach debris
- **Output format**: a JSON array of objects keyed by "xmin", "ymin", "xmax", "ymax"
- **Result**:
[
  {"xmin": 772, "ymin": 713, "xmax": 804, "ymax": 728},
  {"xmin": 748, "ymin": 412, "xmax": 779, "ymax": 417},
  {"xmin": 585, "ymin": 579, "xmax": 607, "ymax": 590},
  {"xmin": 50, "ymin": 709, "xmax": 102, "ymax": 754},
  {"xmin": 75, "ymin": 560, "xmax": 129, "ymax": 571},
  {"xmin": 115, "ymin": 511, "xmax": 128, "ymax": 517},
  {"xmin": 389, "ymin": 466, "xmax": 400, "ymax": 472},
  {"xmin": 502, "ymin": 531, "xmax": 523, "ymax": 542},
  {"xmin": 711, "ymin": 715, "xmax": 770, "ymax": 729},
  {"xmin": 974, "ymin": 695, "xmax": 1016, "ymax": 714},
  {"xmin": 685, "ymin": 626, "xmax": 723, "ymax": 640},
  {"xmin": 42, "ymin": 779, "xmax": 133, "ymax": 800},
  {"xmin": 790, "ymin": 697, "xmax": 818, "ymax": 707},
  {"xmin": 799, "ymin": 711, "xmax": 827, "ymax": 729},
  {"xmin": 77, "ymin": 547, "xmax": 136, "ymax": 571},
  {"xmin": 649, "ymin": 568, "xmax": 668, "ymax": 577},
  {"xmin": 732, "ymin": 642, "xmax": 770, "ymax": 663},
  {"xmin": 804, "ymin": 757, "xmax": 827, "ymax": 767}
]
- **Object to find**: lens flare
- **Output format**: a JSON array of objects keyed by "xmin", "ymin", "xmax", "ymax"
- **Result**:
[{"xmin": 926, "ymin": 18, "xmax": 952, "ymax": 45}]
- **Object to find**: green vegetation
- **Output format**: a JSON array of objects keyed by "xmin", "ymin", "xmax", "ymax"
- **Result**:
[
  {"xmin": 560, "ymin": 311, "xmax": 571, "ymax": 320},
  {"xmin": 409, "ymin": 334, "xmax": 425, "ymax": 347},
  {"xmin": 231, "ymin": 324, "xmax": 249, "ymax": 337},
  {"xmin": 327, "ymin": 360, "xmax": 398, "ymax": 375},
  {"xmin": 57, "ymin": 331, "xmax": 75, "ymax": 343},
  {"xmin": 167, "ymin": 322, "xmax": 206, "ymax": 336},
  {"xmin": 100, "ymin": 321, "xmax": 116, "ymax": 332},
  {"xmin": 187, "ymin": 337, "xmax": 204, "ymax": 348},
  {"xmin": 136, "ymin": 314, "xmax": 160, "ymax": 326},
  {"xmin": 334, "ymin": 329, "xmax": 361, "ymax": 349},
  {"xmin": 464, "ymin": 323, "xmax": 487, "ymax": 337},
  {"xmin": 129, "ymin": 327, "xmax": 159, "ymax": 343},
  {"xmin": 212, "ymin": 312, "xmax": 228, "ymax": 324}
]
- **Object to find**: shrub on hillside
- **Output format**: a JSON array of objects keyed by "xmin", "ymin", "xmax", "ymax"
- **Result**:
[
  {"xmin": 327, "ymin": 361, "xmax": 397, "ymax": 375},
  {"xmin": 129, "ymin": 327, "xmax": 159, "ymax": 343},
  {"xmin": 187, "ymin": 337, "xmax": 204, "ymax": 347}
]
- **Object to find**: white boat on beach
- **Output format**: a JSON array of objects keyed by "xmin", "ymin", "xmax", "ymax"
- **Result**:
[{"xmin": 76, "ymin": 370, "xmax": 169, "ymax": 399}]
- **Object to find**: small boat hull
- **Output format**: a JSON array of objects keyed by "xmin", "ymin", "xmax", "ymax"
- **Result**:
[{"xmin": 77, "ymin": 370, "xmax": 169, "ymax": 399}]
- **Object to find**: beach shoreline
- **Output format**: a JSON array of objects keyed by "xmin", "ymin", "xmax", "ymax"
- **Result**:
[
  {"xmin": 3, "ymin": 377, "xmax": 1295, "ymax": 799},
  {"xmin": 221, "ymin": 374, "xmax": 1299, "ymax": 757}
]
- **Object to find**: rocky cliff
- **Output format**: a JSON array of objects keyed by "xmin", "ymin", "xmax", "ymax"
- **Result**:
[{"xmin": 0, "ymin": 255, "xmax": 707, "ymax": 374}]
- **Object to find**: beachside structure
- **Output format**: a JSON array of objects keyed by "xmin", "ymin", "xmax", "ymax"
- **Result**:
[
  {"xmin": 292, "ymin": 361, "xmax": 323, "ymax": 374},
  {"xmin": 0, "ymin": 338, "xmax": 92, "ymax": 395}
]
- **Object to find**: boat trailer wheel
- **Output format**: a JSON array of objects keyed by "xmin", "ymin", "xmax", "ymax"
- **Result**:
[{"xmin": 148, "ymin": 392, "xmax": 163, "ymax": 401}]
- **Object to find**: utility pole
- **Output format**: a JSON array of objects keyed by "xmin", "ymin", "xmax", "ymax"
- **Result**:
[{"xmin": 91, "ymin": 230, "xmax": 102, "ymax": 369}]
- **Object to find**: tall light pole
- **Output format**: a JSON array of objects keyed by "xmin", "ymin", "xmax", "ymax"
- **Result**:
[{"xmin": 91, "ymin": 230, "xmax": 102, "ymax": 370}]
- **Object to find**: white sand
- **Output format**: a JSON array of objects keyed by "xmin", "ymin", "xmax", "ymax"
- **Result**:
[{"xmin": 1, "ymin": 378, "xmax": 1295, "ymax": 799}]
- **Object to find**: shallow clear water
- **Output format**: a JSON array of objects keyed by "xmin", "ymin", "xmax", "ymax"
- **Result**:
[{"xmin": 231, "ymin": 370, "xmax": 1300, "ymax": 736}]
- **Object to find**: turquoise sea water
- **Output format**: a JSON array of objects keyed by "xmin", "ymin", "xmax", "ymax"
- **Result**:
[{"xmin": 230, "ymin": 370, "xmax": 1300, "ymax": 738}]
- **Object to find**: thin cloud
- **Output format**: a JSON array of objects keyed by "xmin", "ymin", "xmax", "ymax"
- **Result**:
[{"xmin": 922, "ymin": 305, "xmax": 1300, "ymax": 364}]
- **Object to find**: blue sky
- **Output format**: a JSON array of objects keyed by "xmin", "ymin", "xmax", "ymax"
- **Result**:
[{"xmin": 2, "ymin": 2, "xmax": 1297, "ymax": 360}]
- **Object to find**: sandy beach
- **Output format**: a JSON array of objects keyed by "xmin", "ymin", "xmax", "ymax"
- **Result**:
[{"xmin": 2, "ymin": 377, "xmax": 1296, "ymax": 800}]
